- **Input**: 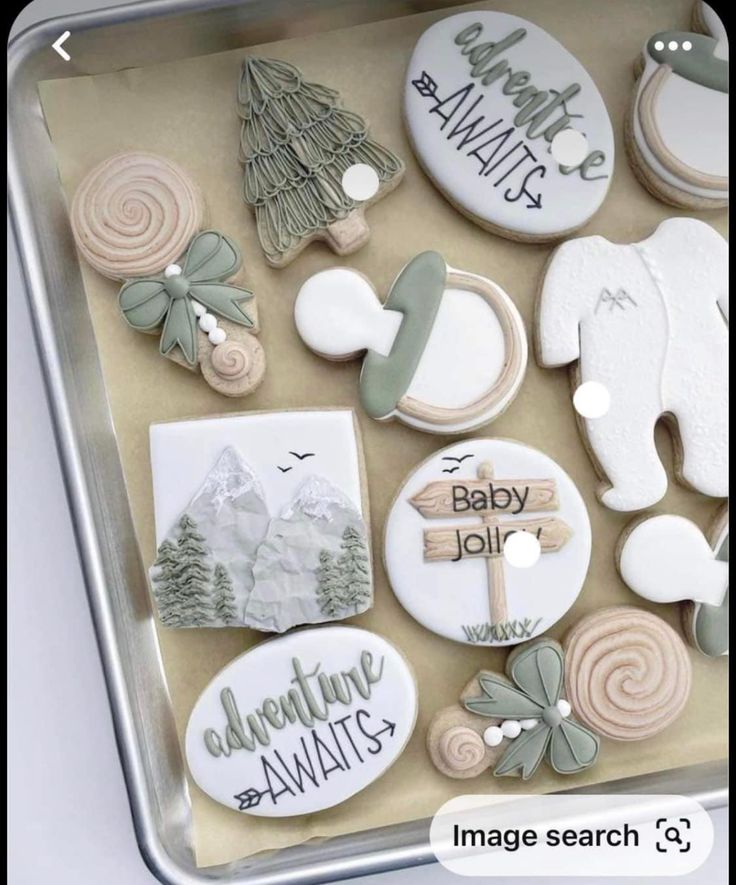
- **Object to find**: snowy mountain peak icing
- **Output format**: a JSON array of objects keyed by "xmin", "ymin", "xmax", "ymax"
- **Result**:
[
  {"xmin": 281, "ymin": 474, "xmax": 359, "ymax": 521},
  {"xmin": 190, "ymin": 446, "xmax": 266, "ymax": 513}
]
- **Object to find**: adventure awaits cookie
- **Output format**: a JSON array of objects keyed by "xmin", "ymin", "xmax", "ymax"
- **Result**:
[
  {"xmin": 384, "ymin": 439, "xmax": 591, "ymax": 646},
  {"xmin": 427, "ymin": 638, "xmax": 599, "ymax": 781},
  {"xmin": 149, "ymin": 410, "xmax": 372, "ymax": 631},
  {"xmin": 185, "ymin": 626, "xmax": 417, "ymax": 816},
  {"xmin": 294, "ymin": 251, "xmax": 527, "ymax": 434},
  {"xmin": 404, "ymin": 11, "xmax": 614, "ymax": 241},
  {"xmin": 627, "ymin": 1, "xmax": 728, "ymax": 209},
  {"xmin": 238, "ymin": 56, "xmax": 404, "ymax": 267},
  {"xmin": 70, "ymin": 152, "xmax": 265, "ymax": 397},
  {"xmin": 618, "ymin": 507, "xmax": 729, "ymax": 657},
  {"xmin": 536, "ymin": 217, "xmax": 728, "ymax": 512}
]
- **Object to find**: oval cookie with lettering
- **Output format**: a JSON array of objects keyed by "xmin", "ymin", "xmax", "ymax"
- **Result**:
[
  {"xmin": 404, "ymin": 11, "xmax": 614, "ymax": 241},
  {"xmin": 185, "ymin": 626, "xmax": 417, "ymax": 816},
  {"xmin": 384, "ymin": 439, "xmax": 591, "ymax": 646}
]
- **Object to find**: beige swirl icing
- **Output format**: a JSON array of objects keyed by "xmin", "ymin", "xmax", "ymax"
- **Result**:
[
  {"xmin": 70, "ymin": 152, "xmax": 204, "ymax": 280},
  {"xmin": 211, "ymin": 340, "xmax": 252, "ymax": 379},
  {"xmin": 438, "ymin": 726, "xmax": 486, "ymax": 771},
  {"xmin": 199, "ymin": 328, "xmax": 266, "ymax": 398},
  {"xmin": 564, "ymin": 606, "xmax": 692, "ymax": 742}
]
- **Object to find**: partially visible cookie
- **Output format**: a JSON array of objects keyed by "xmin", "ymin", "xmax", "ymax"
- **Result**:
[{"xmin": 627, "ymin": 3, "xmax": 728, "ymax": 209}]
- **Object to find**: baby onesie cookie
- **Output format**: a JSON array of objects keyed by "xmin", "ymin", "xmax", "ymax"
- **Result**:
[
  {"xmin": 627, "ymin": 2, "xmax": 728, "ymax": 209},
  {"xmin": 149, "ymin": 409, "xmax": 372, "ymax": 631},
  {"xmin": 618, "ymin": 507, "xmax": 729, "ymax": 657},
  {"xmin": 186, "ymin": 625, "xmax": 417, "ymax": 816},
  {"xmin": 404, "ymin": 11, "xmax": 614, "ymax": 241},
  {"xmin": 384, "ymin": 439, "xmax": 591, "ymax": 646},
  {"xmin": 238, "ymin": 56, "xmax": 404, "ymax": 268},
  {"xmin": 536, "ymin": 217, "xmax": 728, "ymax": 512},
  {"xmin": 294, "ymin": 251, "xmax": 527, "ymax": 434},
  {"xmin": 563, "ymin": 606, "xmax": 692, "ymax": 741},
  {"xmin": 428, "ymin": 638, "xmax": 599, "ymax": 781},
  {"xmin": 70, "ymin": 152, "xmax": 265, "ymax": 397}
]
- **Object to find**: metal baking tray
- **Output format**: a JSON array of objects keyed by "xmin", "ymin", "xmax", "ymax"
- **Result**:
[{"xmin": 8, "ymin": 1, "xmax": 728, "ymax": 882}]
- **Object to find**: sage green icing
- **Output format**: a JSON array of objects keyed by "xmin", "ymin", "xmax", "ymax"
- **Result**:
[
  {"xmin": 316, "ymin": 525, "xmax": 372, "ymax": 617},
  {"xmin": 648, "ymin": 32, "xmax": 728, "ymax": 93},
  {"xmin": 238, "ymin": 55, "xmax": 404, "ymax": 263},
  {"xmin": 359, "ymin": 250, "xmax": 446, "ymax": 419},
  {"xmin": 692, "ymin": 530, "xmax": 729, "ymax": 657},
  {"xmin": 464, "ymin": 639, "xmax": 599, "ymax": 780},
  {"xmin": 118, "ymin": 230, "xmax": 254, "ymax": 366}
]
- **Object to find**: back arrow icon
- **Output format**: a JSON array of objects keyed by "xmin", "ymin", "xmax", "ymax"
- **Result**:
[{"xmin": 52, "ymin": 31, "xmax": 71, "ymax": 61}]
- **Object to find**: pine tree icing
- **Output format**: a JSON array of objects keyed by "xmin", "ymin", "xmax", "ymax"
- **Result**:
[
  {"xmin": 151, "ymin": 538, "xmax": 184, "ymax": 626},
  {"xmin": 315, "ymin": 525, "xmax": 372, "ymax": 617},
  {"xmin": 212, "ymin": 562, "xmax": 239, "ymax": 626},
  {"xmin": 237, "ymin": 56, "xmax": 403, "ymax": 264},
  {"xmin": 174, "ymin": 514, "xmax": 215, "ymax": 626}
]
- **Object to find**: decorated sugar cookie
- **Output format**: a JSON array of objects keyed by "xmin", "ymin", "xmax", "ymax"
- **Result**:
[
  {"xmin": 628, "ymin": 2, "xmax": 728, "ymax": 208},
  {"xmin": 618, "ymin": 507, "xmax": 729, "ymax": 657},
  {"xmin": 70, "ymin": 152, "xmax": 265, "ymax": 397},
  {"xmin": 185, "ymin": 626, "xmax": 417, "ymax": 816},
  {"xmin": 536, "ymin": 217, "xmax": 728, "ymax": 512},
  {"xmin": 404, "ymin": 11, "xmax": 614, "ymax": 241},
  {"xmin": 238, "ymin": 56, "xmax": 404, "ymax": 267},
  {"xmin": 148, "ymin": 409, "xmax": 372, "ymax": 632},
  {"xmin": 294, "ymin": 251, "xmax": 527, "ymax": 434},
  {"xmin": 428, "ymin": 639, "xmax": 599, "ymax": 781},
  {"xmin": 563, "ymin": 606, "xmax": 692, "ymax": 741},
  {"xmin": 428, "ymin": 606, "xmax": 692, "ymax": 780},
  {"xmin": 384, "ymin": 439, "xmax": 591, "ymax": 646}
]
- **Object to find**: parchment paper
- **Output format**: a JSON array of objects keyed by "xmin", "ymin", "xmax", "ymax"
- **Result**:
[{"xmin": 38, "ymin": 0, "xmax": 727, "ymax": 868}]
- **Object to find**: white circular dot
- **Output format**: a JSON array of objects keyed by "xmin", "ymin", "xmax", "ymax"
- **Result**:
[
  {"xmin": 654, "ymin": 40, "xmax": 665, "ymax": 50},
  {"xmin": 557, "ymin": 699, "xmax": 572, "ymax": 719},
  {"xmin": 341, "ymin": 163, "xmax": 380, "ymax": 201},
  {"xmin": 199, "ymin": 313, "xmax": 217, "ymax": 333},
  {"xmin": 503, "ymin": 531, "xmax": 541, "ymax": 569},
  {"xmin": 164, "ymin": 263, "xmax": 182, "ymax": 278},
  {"xmin": 191, "ymin": 301, "xmax": 206, "ymax": 317},
  {"xmin": 208, "ymin": 327, "xmax": 227, "ymax": 345},
  {"xmin": 668, "ymin": 40, "xmax": 678, "ymax": 51},
  {"xmin": 682, "ymin": 40, "xmax": 692, "ymax": 51},
  {"xmin": 550, "ymin": 128, "xmax": 589, "ymax": 167},
  {"xmin": 501, "ymin": 719, "xmax": 522, "ymax": 739},
  {"xmin": 483, "ymin": 725, "xmax": 504, "ymax": 747},
  {"xmin": 573, "ymin": 381, "xmax": 611, "ymax": 419},
  {"xmin": 520, "ymin": 718, "xmax": 540, "ymax": 731}
]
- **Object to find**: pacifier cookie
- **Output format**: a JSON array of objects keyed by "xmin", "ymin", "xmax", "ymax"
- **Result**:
[
  {"xmin": 185, "ymin": 626, "xmax": 417, "ymax": 816},
  {"xmin": 294, "ymin": 251, "xmax": 527, "ymax": 434},
  {"xmin": 238, "ymin": 56, "xmax": 405, "ymax": 268},
  {"xmin": 618, "ymin": 507, "xmax": 729, "ymax": 657},
  {"xmin": 627, "ymin": 1, "xmax": 728, "ymax": 209},
  {"xmin": 384, "ymin": 439, "xmax": 591, "ymax": 646},
  {"xmin": 149, "ymin": 409, "xmax": 373, "ymax": 631},
  {"xmin": 404, "ymin": 10, "xmax": 614, "ymax": 241},
  {"xmin": 70, "ymin": 152, "xmax": 265, "ymax": 397},
  {"xmin": 536, "ymin": 217, "xmax": 728, "ymax": 512}
]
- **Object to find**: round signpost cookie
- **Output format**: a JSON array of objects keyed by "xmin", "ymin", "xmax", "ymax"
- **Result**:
[
  {"xmin": 384, "ymin": 439, "xmax": 591, "ymax": 646},
  {"xmin": 295, "ymin": 251, "xmax": 528, "ymax": 434},
  {"xmin": 185, "ymin": 625, "xmax": 417, "ymax": 816},
  {"xmin": 404, "ymin": 11, "xmax": 614, "ymax": 241}
]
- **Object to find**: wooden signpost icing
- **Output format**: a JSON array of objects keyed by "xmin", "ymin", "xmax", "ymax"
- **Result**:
[{"xmin": 409, "ymin": 461, "xmax": 573, "ymax": 626}]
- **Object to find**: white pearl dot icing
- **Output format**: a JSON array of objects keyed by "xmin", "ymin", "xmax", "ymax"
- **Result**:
[{"xmin": 483, "ymin": 725, "xmax": 504, "ymax": 747}]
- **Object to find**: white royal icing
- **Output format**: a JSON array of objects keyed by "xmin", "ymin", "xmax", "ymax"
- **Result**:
[
  {"xmin": 384, "ymin": 439, "xmax": 591, "ymax": 646},
  {"xmin": 537, "ymin": 217, "xmax": 729, "ymax": 511},
  {"xmin": 404, "ymin": 11, "xmax": 614, "ymax": 238},
  {"xmin": 620, "ymin": 514, "xmax": 728, "ymax": 607},
  {"xmin": 185, "ymin": 625, "xmax": 417, "ymax": 816}
]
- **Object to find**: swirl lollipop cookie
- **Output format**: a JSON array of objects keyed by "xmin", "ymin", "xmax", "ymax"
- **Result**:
[
  {"xmin": 563, "ymin": 606, "xmax": 692, "ymax": 741},
  {"xmin": 70, "ymin": 152, "xmax": 265, "ymax": 397}
]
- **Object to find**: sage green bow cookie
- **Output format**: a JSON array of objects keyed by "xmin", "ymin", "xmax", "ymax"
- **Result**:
[
  {"xmin": 119, "ymin": 231, "xmax": 255, "ymax": 366},
  {"xmin": 465, "ymin": 639, "xmax": 599, "ymax": 780}
]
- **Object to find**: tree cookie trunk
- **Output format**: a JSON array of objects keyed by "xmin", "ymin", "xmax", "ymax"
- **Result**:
[{"xmin": 325, "ymin": 210, "xmax": 370, "ymax": 255}]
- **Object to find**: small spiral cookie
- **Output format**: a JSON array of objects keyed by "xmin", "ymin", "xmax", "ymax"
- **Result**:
[
  {"xmin": 438, "ymin": 726, "xmax": 486, "ymax": 773},
  {"xmin": 199, "ymin": 324, "xmax": 266, "ymax": 397},
  {"xmin": 70, "ymin": 152, "xmax": 205, "ymax": 280},
  {"xmin": 563, "ymin": 606, "xmax": 691, "ymax": 742}
]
